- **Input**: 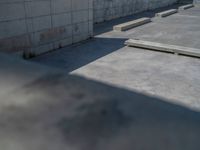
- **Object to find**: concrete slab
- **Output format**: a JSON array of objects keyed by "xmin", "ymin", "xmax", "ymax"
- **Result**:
[
  {"xmin": 125, "ymin": 39, "xmax": 200, "ymax": 58},
  {"xmin": 155, "ymin": 9, "xmax": 178, "ymax": 17},
  {"xmin": 113, "ymin": 18, "xmax": 151, "ymax": 31},
  {"xmin": 179, "ymin": 4, "xmax": 194, "ymax": 10},
  {"xmin": 126, "ymin": 13, "xmax": 200, "ymax": 49}
]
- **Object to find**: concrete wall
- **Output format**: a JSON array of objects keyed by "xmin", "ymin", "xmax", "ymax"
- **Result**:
[
  {"xmin": 0, "ymin": 0, "xmax": 179, "ymax": 55},
  {"xmin": 0, "ymin": 0, "xmax": 93, "ymax": 55},
  {"xmin": 94, "ymin": 0, "xmax": 178, "ymax": 23},
  {"xmin": 178, "ymin": 0, "xmax": 194, "ymax": 3}
]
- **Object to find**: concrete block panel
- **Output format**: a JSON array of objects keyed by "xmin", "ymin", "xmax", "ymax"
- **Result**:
[
  {"xmin": 31, "ymin": 26, "xmax": 72, "ymax": 46},
  {"xmin": 53, "ymin": 37, "xmax": 72, "ymax": 49},
  {"xmin": 89, "ymin": 0, "xmax": 93, "ymax": 9},
  {"xmin": 88, "ymin": 21, "xmax": 93, "ymax": 36},
  {"xmin": 27, "ymin": 16, "xmax": 52, "ymax": 33},
  {"xmin": 0, "ymin": 2, "xmax": 25, "ymax": 22},
  {"xmin": 0, "ymin": 19, "xmax": 27, "ymax": 39},
  {"xmin": 51, "ymin": 0, "xmax": 71, "ymax": 14},
  {"xmin": 0, "ymin": 34, "xmax": 30, "ymax": 52},
  {"xmin": 25, "ymin": 1, "xmax": 51, "ymax": 18},
  {"xmin": 89, "ymin": 8, "xmax": 93, "ymax": 21},
  {"xmin": 52, "ymin": 13, "xmax": 71, "ymax": 27},
  {"xmin": 93, "ymin": 0, "xmax": 178, "ymax": 23},
  {"xmin": 73, "ymin": 22, "xmax": 89, "ymax": 36},
  {"xmin": 0, "ymin": 0, "xmax": 92, "ymax": 55},
  {"xmin": 72, "ymin": 0, "xmax": 89, "ymax": 11},
  {"xmin": 73, "ymin": 33, "xmax": 90, "ymax": 43},
  {"xmin": 72, "ymin": 10, "xmax": 89, "ymax": 24},
  {"xmin": 30, "ymin": 43, "xmax": 54, "ymax": 56}
]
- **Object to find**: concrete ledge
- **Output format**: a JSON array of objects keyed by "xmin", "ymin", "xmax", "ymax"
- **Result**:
[
  {"xmin": 179, "ymin": 4, "xmax": 194, "ymax": 11},
  {"xmin": 125, "ymin": 39, "xmax": 200, "ymax": 58},
  {"xmin": 113, "ymin": 18, "xmax": 151, "ymax": 31},
  {"xmin": 155, "ymin": 9, "xmax": 178, "ymax": 17}
]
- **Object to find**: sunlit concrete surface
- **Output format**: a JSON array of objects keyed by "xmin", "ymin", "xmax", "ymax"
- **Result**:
[
  {"xmin": 125, "ymin": 39, "xmax": 200, "ymax": 57},
  {"xmin": 126, "ymin": 7, "xmax": 200, "ymax": 49},
  {"xmin": 33, "ymin": 5, "xmax": 200, "ymax": 110}
]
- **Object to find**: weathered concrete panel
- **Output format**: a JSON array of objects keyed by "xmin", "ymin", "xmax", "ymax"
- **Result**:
[
  {"xmin": 0, "ymin": 0, "xmax": 93, "ymax": 56},
  {"xmin": 0, "ymin": 19, "xmax": 27, "ymax": 39},
  {"xmin": 0, "ymin": 2, "xmax": 25, "ymax": 22},
  {"xmin": 94, "ymin": 0, "xmax": 178, "ymax": 23},
  {"xmin": 0, "ymin": 0, "xmax": 180, "ymax": 55}
]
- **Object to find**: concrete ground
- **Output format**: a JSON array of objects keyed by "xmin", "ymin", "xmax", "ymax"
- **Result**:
[
  {"xmin": 1, "ymin": 53, "xmax": 200, "ymax": 150},
  {"xmin": 1, "ymin": 4, "xmax": 200, "ymax": 150},
  {"xmin": 33, "ymin": 5, "xmax": 200, "ymax": 110}
]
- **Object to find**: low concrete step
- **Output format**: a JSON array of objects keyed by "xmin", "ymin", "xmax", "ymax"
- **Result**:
[
  {"xmin": 155, "ymin": 9, "xmax": 178, "ymax": 17},
  {"xmin": 113, "ymin": 17, "xmax": 151, "ymax": 31},
  {"xmin": 179, "ymin": 4, "xmax": 194, "ymax": 10},
  {"xmin": 125, "ymin": 39, "xmax": 200, "ymax": 58}
]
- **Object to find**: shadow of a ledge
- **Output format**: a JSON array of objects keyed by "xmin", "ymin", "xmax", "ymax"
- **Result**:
[{"xmin": 32, "ymin": 37, "xmax": 127, "ymax": 73}]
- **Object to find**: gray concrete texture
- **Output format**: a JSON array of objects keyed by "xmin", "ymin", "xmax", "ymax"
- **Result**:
[
  {"xmin": 1, "ymin": 53, "xmax": 200, "ymax": 150},
  {"xmin": 0, "ymin": 0, "xmax": 93, "ymax": 55},
  {"xmin": 0, "ymin": 0, "xmax": 181, "ymax": 55},
  {"xmin": 94, "ymin": 0, "xmax": 178, "ymax": 23},
  {"xmin": 1, "ymin": 3, "xmax": 200, "ymax": 150},
  {"xmin": 32, "ymin": 5, "xmax": 200, "ymax": 110},
  {"xmin": 125, "ymin": 6, "xmax": 200, "ymax": 49},
  {"xmin": 125, "ymin": 39, "xmax": 200, "ymax": 58}
]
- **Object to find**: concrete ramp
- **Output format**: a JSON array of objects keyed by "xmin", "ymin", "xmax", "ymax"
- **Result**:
[{"xmin": 125, "ymin": 39, "xmax": 200, "ymax": 58}]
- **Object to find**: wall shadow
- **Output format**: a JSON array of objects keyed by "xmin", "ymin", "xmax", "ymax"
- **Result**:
[{"xmin": 31, "ymin": 37, "xmax": 128, "ymax": 73}]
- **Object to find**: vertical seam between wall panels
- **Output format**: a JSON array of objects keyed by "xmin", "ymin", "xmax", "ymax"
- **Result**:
[
  {"xmin": 71, "ymin": 0, "xmax": 74, "ymax": 43},
  {"xmin": 50, "ymin": 0, "xmax": 54, "ymax": 48},
  {"xmin": 88, "ymin": 0, "xmax": 90, "ymax": 37},
  {"xmin": 23, "ymin": 0, "xmax": 32, "ymax": 52},
  {"xmin": 50, "ymin": 0, "xmax": 53, "ymax": 28}
]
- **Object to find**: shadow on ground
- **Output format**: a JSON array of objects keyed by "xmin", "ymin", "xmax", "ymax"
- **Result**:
[
  {"xmin": 32, "ymin": 37, "xmax": 128, "ymax": 72},
  {"xmin": 32, "ymin": 3, "xmax": 188, "ymax": 73},
  {"xmin": 0, "ymin": 53, "xmax": 200, "ymax": 150},
  {"xmin": 0, "ymin": 68, "xmax": 200, "ymax": 150}
]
